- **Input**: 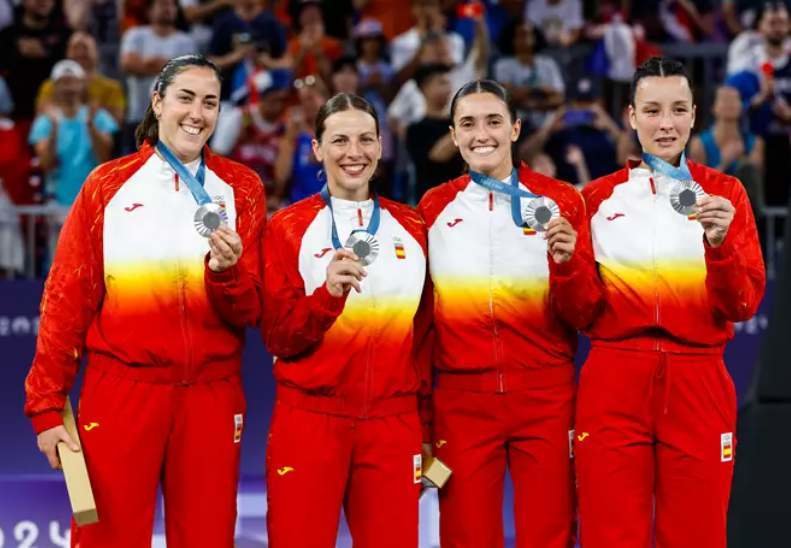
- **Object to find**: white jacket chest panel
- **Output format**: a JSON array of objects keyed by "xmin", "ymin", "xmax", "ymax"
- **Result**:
[
  {"xmin": 591, "ymin": 169, "xmax": 704, "ymax": 269},
  {"xmin": 103, "ymin": 155, "xmax": 237, "ymax": 267},
  {"xmin": 428, "ymin": 183, "xmax": 550, "ymax": 285},
  {"xmin": 299, "ymin": 201, "xmax": 425, "ymax": 305}
]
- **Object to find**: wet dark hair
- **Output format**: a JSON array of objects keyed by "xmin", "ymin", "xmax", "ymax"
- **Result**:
[
  {"xmin": 135, "ymin": 54, "xmax": 222, "ymax": 147},
  {"xmin": 629, "ymin": 56, "xmax": 693, "ymax": 106},
  {"xmin": 449, "ymin": 79, "xmax": 516, "ymax": 125},
  {"xmin": 315, "ymin": 93, "xmax": 380, "ymax": 142},
  {"xmin": 414, "ymin": 63, "xmax": 452, "ymax": 91}
]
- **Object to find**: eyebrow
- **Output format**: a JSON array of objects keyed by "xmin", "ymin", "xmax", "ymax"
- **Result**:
[
  {"xmin": 330, "ymin": 131, "xmax": 377, "ymax": 138},
  {"xmin": 458, "ymin": 113, "xmax": 505, "ymax": 121},
  {"xmin": 175, "ymin": 88, "xmax": 219, "ymax": 100},
  {"xmin": 641, "ymin": 100, "xmax": 691, "ymax": 106}
]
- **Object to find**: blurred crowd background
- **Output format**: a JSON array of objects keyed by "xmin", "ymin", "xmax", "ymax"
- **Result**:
[{"xmin": 0, "ymin": 0, "xmax": 789, "ymax": 279}]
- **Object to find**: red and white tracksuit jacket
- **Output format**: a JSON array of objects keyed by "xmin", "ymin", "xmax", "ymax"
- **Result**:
[
  {"xmin": 575, "ymin": 159, "xmax": 765, "ymax": 548},
  {"xmin": 24, "ymin": 142, "xmax": 265, "ymax": 548},
  {"xmin": 261, "ymin": 193, "xmax": 429, "ymax": 548},
  {"xmin": 417, "ymin": 162, "xmax": 597, "ymax": 548}
]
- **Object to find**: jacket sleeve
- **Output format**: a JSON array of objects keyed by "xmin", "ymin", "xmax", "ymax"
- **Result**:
[
  {"xmin": 261, "ymin": 215, "xmax": 347, "ymax": 359},
  {"xmin": 24, "ymin": 181, "xmax": 105, "ymax": 434},
  {"xmin": 205, "ymin": 170, "xmax": 266, "ymax": 328},
  {"xmin": 704, "ymin": 177, "xmax": 766, "ymax": 322},
  {"xmin": 548, "ymin": 188, "xmax": 605, "ymax": 330},
  {"xmin": 413, "ymin": 272, "xmax": 435, "ymax": 444}
]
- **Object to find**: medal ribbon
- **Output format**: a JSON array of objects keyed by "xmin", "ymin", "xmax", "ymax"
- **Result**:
[
  {"xmin": 156, "ymin": 141, "xmax": 209, "ymax": 205},
  {"xmin": 642, "ymin": 152, "xmax": 692, "ymax": 182},
  {"xmin": 319, "ymin": 184, "xmax": 381, "ymax": 250},
  {"xmin": 469, "ymin": 168, "xmax": 538, "ymax": 228}
]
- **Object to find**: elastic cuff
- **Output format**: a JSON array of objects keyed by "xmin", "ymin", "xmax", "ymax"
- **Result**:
[
  {"xmin": 704, "ymin": 235, "xmax": 737, "ymax": 264},
  {"xmin": 548, "ymin": 251, "xmax": 581, "ymax": 278},
  {"xmin": 204, "ymin": 254, "xmax": 241, "ymax": 283},
  {"xmin": 311, "ymin": 283, "xmax": 348, "ymax": 316},
  {"xmin": 31, "ymin": 410, "xmax": 63, "ymax": 435}
]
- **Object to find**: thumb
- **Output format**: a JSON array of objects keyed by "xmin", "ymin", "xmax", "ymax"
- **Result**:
[{"xmin": 61, "ymin": 430, "xmax": 80, "ymax": 452}]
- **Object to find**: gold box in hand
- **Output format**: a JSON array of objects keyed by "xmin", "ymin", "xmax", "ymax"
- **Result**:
[
  {"xmin": 422, "ymin": 456, "xmax": 452, "ymax": 489},
  {"xmin": 57, "ymin": 399, "xmax": 99, "ymax": 526}
]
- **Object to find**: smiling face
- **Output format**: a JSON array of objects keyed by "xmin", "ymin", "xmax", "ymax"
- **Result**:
[
  {"xmin": 629, "ymin": 75, "xmax": 695, "ymax": 165},
  {"xmin": 312, "ymin": 108, "xmax": 381, "ymax": 201},
  {"xmin": 152, "ymin": 66, "xmax": 221, "ymax": 163},
  {"xmin": 450, "ymin": 92, "xmax": 521, "ymax": 179}
]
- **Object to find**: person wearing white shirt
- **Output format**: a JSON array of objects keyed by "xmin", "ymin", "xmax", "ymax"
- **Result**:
[
  {"xmin": 524, "ymin": 0, "xmax": 583, "ymax": 47},
  {"xmin": 119, "ymin": 0, "xmax": 197, "ymax": 152}
]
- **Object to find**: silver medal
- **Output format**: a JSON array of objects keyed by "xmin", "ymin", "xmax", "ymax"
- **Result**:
[
  {"xmin": 345, "ymin": 231, "xmax": 380, "ymax": 266},
  {"xmin": 194, "ymin": 202, "xmax": 227, "ymax": 237},
  {"xmin": 522, "ymin": 196, "xmax": 560, "ymax": 232},
  {"xmin": 669, "ymin": 180, "xmax": 705, "ymax": 216}
]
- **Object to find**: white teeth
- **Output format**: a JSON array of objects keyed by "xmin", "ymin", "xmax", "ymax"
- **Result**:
[
  {"xmin": 342, "ymin": 165, "xmax": 365, "ymax": 174},
  {"xmin": 472, "ymin": 146, "xmax": 495, "ymax": 154},
  {"xmin": 181, "ymin": 125, "xmax": 201, "ymax": 135}
]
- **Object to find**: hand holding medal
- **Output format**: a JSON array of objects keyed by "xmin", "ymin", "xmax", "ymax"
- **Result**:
[
  {"xmin": 695, "ymin": 194, "xmax": 735, "ymax": 247},
  {"xmin": 326, "ymin": 248, "xmax": 367, "ymax": 297},
  {"xmin": 208, "ymin": 226, "xmax": 243, "ymax": 272},
  {"xmin": 544, "ymin": 217, "xmax": 577, "ymax": 264}
]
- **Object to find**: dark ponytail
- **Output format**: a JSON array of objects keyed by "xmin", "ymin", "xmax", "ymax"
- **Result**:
[{"xmin": 134, "ymin": 54, "xmax": 222, "ymax": 148}]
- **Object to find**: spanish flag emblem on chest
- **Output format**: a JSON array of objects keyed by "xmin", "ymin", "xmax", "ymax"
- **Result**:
[{"xmin": 394, "ymin": 237, "xmax": 406, "ymax": 259}]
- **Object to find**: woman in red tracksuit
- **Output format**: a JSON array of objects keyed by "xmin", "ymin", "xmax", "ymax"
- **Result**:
[
  {"xmin": 24, "ymin": 55, "xmax": 265, "ymax": 547},
  {"xmin": 417, "ymin": 79, "xmax": 599, "ymax": 547},
  {"xmin": 261, "ymin": 92, "xmax": 430, "ymax": 547},
  {"xmin": 575, "ymin": 57, "xmax": 766, "ymax": 548}
]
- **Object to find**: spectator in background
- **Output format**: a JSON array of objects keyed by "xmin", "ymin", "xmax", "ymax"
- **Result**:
[
  {"xmin": 658, "ymin": 0, "xmax": 718, "ymax": 43},
  {"xmin": 227, "ymin": 68, "xmax": 289, "ymax": 212},
  {"xmin": 29, "ymin": 60, "xmax": 118, "ymax": 210},
  {"xmin": 0, "ymin": 74, "xmax": 24, "ymax": 274},
  {"xmin": 391, "ymin": 0, "xmax": 466, "ymax": 82},
  {"xmin": 523, "ymin": 78, "xmax": 620, "ymax": 186},
  {"xmin": 355, "ymin": 0, "xmax": 414, "ymax": 40},
  {"xmin": 728, "ymin": 2, "xmax": 791, "ymax": 205},
  {"xmin": 0, "ymin": 0, "xmax": 12, "ymax": 31},
  {"xmin": 356, "ymin": 18, "xmax": 394, "ymax": 102},
  {"xmin": 495, "ymin": 19, "xmax": 564, "ymax": 129},
  {"xmin": 0, "ymin": 76, "xmax": 36, "ymax": 207},
  {"xmin": 523, "ymin": 0, "xmax": 583, "ymax": 47},
  {"xmin": 0, "ymin": 0, "xmax": 71, "ymax": 123},
  {"xmin": 353, "ymin": 20, "xmax": 398, "ymax": 195},
  {"xmin": 406, "ymin": 63, "xmax": 464, "ymax": 201},
  {"xmin": 209, "ymin": 0, "xmax": 286, "ymax": 103},
  {"xmin": 273, "ymin": 74, "xmax": 329, "ymax": 204},
  {"xmin": 36, "ymin": 31, "xmax": 126, "ymax": 123},
  {"xmin": 388, "ymin": 10, "xmax": 489, "ymax": 135},
  {"xmin": 330, "ymin": 55, "xmax": 359, "ymax": 96},
  {"xmin": 722, "ymin": 0, "xmax": 788, "ymax": 36},
  {"xmin": 283, "ymin": 0, "xmax": 357, "ymax": 41},
  {"xmin": 690, "ymin": 84, "xmax": 765, "ymax": 214},
  {"xmin": 286, "ymin": 0, "xmax": 342, "ymax": 81},
  {"xmin": 120, "ymin": 0, "xmax": 196, "ymax": 153},
  {"xmin": 180, "ymin": 0, "xmax": 233, "ymax": 53},
  {"xmin": 690, "ymin": 85, "xmax": 764, "ymax": 174}
]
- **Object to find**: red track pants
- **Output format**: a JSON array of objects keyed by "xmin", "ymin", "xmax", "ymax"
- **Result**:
[
  {"xmin": 432, "ymin": 367, "xmax": 576, "ymax": 548},
  {"xmin": 265, "ymin": 386, "xmax": 422, "ymax": 547},
  {"xmin": 575, "ymin": 344, "xmax": 737, "ymax": 548},
  {"xmin": 71, "ymin": 365, "xmax": 245, "ymax": 548}
]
